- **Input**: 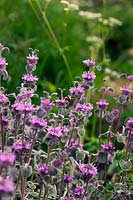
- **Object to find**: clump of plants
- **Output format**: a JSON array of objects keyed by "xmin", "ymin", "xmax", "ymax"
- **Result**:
[{"xmin": 0, "ymin": 43, "xmax": 132, "ymax": 200}]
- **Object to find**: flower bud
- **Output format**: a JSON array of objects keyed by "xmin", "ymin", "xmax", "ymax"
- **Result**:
[
  {"xmin": 48, "ymin": 165, "xmax": 57, "ymax": 176},
  {"xmin": 36, "ymin": 108, "xmax": 46, "ymax": 118},
  {"xmin": 21, "ymin": 165, "xmax": 32, "ymax": 178},
  {"xmin": 76, "ymin": 149, "xmax": 85, "ymax": 161}
]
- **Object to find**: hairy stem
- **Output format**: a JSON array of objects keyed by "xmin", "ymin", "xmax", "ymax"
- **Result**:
[
  {"xmin": 0, "ymin": 113, "xmax": 4, "ymax": 152},
  {"xmin": 59, "ymin": 162, "xmax": 65, "ymax": 199},
  {"xmin": 27, "ymin": 128, "xmax": 38, "ymax": 164},
  {"xmin": 38, "ymin": 184, "xmax": 43, "ymax": 200},
  {"xmin": 99, "ymin": 110, "xmax": 102, "ymax": 149},
  {"xmin": 21, "ymin": 177, "xmax": 26, "ymax": 199},
  {"xmin": 81, "ymin": 181, "xmax": 88, "ymax": 200}
]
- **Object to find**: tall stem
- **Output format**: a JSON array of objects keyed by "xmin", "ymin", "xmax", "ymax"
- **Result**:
[
  {"xmin": 101, "ymin": 0, "xmax": 106, "ymax": 62},
  {"xmin": 0, "ymin": 113, "xmax": 4, "ymax": 152},
  {"xmin": 99, "ymin": 110, "xmax": 102, "ymax": 149},
  {"xmin": 29, "ymin": 0, "xmax": 72, "ymax": 81},
  {"xmin": 38, "ymin": 185, "xmax": 43, "ymax": 200},
  {"xmin": 125, "ymin": 128, "xmax": 132, "ymax": 161},
  {"xmin": 26, "ymin": 128, "xmax": 38, "ymax": 164},
  {"xmin": 21, "ymin": 177, "xmax": 26, "ymax": 199},
  {"xmin": 121, "ymin": 128, "xmax": 132, "ymax": 184},
  {"xmin": 59, "ymin": 162, "xmax": 65, "ymax": 199},
  {"xmin": 81, "ymin": 181, "xmax": 88, "ymax": 200}
]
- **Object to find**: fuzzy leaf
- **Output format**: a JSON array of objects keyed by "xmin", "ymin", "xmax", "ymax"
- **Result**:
[
  {"xmin": 119, "ymin": 160, "xmax": 132, "ymax": 171},
  {"xmin": 76, "ymin": 149, "xmax": 85, "ymax": 161},
  {"xmin": 48, "ymin": 185, "xmax": 57, "ymax": 198},
  {"xmin": 116, "ymin": 134, "xmax": 126, "ymax": 143},
  {"xmin": 96, "ymin": 65, "xmax": 102, "ymax": 71},
  {"xmin": 77, "ymin": 125, "xmax": 85, "ymax": 137}
]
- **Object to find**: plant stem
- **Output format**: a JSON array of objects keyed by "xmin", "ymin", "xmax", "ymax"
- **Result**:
[
  {"xmin": 29, "ymin": 0, "xmax": 72, "ymax": 81},
  {"xmin": 99, "ymin": 110, "xmax": 102, "ymax": 149},
  {"xmin": 81, "ymin": 181, "xmax": 88, "ymax": 200},
  {"xmin": 16, "ymin": 167, "xmax": 21, "ymax": 191},
  {"xmin": 121, "ymin": 128, "xmax": 132, "ymax": 184},
  {"xmin": 47, "ymin": 145, "xmax": 51, "ymax": 162},
  {"xmin": 38, "ymin": 185, "xmax": 43, "ymax": 200},
  {"xmin": 27, "ymin": 128, "xmax": 38, "ymax": 164},
  {"xmin": 22, "ymin": 112, "xmax": 26, "ymax": 143},
  {"xmin": 21, "ymin": 177, "xmax": 26, "ymax": 199},
  {"xmin": 125, "ymin": 128, "xmax": 132, "ymax": 161},
  {"xmin": 43, "ymin": 183, "xmax": 48, "ymax": 200},
  {"xmin": 0, "ymin": 113, "xmax": 4, "ymax": 152},
  {"xmin": 101, "ymin": 0, "xmax": 106, "ymax": 62},
  {"xmin": 59, "ymin": 162, "xmax": 65, "ymax": 200}
]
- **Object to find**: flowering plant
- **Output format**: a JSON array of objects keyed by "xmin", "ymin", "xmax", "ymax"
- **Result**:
[{"xmin": 0, "ymin": 44, "xmax": 132, "ymax": 200}]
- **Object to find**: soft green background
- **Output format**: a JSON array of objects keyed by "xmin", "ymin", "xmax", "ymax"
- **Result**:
[{"xmin": 0, "ymin": 0, "xmax": 132, "ymax": 94}]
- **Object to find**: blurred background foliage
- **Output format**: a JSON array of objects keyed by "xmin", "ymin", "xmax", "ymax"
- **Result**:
[{"xmin": 0, "ymin": 0, "xmax": 132, "ymax": 94}]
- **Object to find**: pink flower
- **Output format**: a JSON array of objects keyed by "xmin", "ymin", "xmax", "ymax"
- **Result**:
[
  {"xmin": 29, "ymin": 116, "xmax": 47, "ymax": 129},
  {"xmin": 68, "ymin": 139, "xmax": 83, "ymax": 149},
  {"xmin": 126, "ymin": 118, "xmax": 133, "ymax": 129},
  {"xmin": 0, "ymin": 57, "xmax": 8, "ymax": 73},
  {"xmin": 101, "ymin": 143, "xmax": 115, "ymax": 152},
  {"xmin": 120, "ymin": 87, "xmax": 132, "ymax": 96},
  {"xmin": 127, "ymin": 75, "xmax": 133, "ymax": 81},
  {"xmin": 12, "ymin": 140, "xmax": 31, "ymax": 151},
  {"xmin": 73, "ymin": 186, "xmax": 85, "ymax": 198},
  {"xmin": 96, "ymin": 99, "xmax": 109, "ymax": 110},
  {"xmin": 79, "ymin": 163, "xmax": 97, "ymax": 179},
  {"xmin": 48, "ymin": 125, "xmax": 63, "ymax": 138},
  {"xmin": 0, "ymin": 152, "xmax": 15, "ymax": 168},
  {"xmin": 56, "ymin": 98, "xmax": 68, "ymax": 106},
  {"xmin": 69, "ymin": 85, "xmax": 84, "ymax": 96},
  {"xmin": 62, "ymin": 197, "xmax": 76, "ymax": 200},
  {"xmin": 41, "ymin": 98, "xmax": 55, "ymax": 111},
  {"xmin": 0, "ymin": 176, "xmax": 15, "ymax": 194},
  {"xmin": 83, "ymin": 58, "xmax": 95, "ymax": 67},
  {"xmin": 37, "ymin": 163, "xmax": 48, "ymax": 175},
  {"xmin": 17, "ymin": 88, "xmax": 34, "ymax": 100},
  {"xmin": 82, "ymin": 71, "xmax": 96, "ymax": 81},
  {"xmin": 111, "ymin": 109, "xmax": 120, "ymax": 118},
  {"xmin": 12, "ymin": 102, "xmax": 36, "ymax": 113},
  {"xmin": 1, "ymin": 116, "xmax": 10, "ymax": 126},
  {"xmin": 22, "ymin": 74, "xmax": 38, "ymax": 84},
  {"xmin": 0, "ymin": 92, "xmax": 8, "ymax": 104},
  {"xmin": 64, "ymin": 174, "xmax": 73, "ymax": 183},
  {"xmin": 75, "ymin": 103, "xmax": 93, "ymax": 113},
  {"xmin": 27, "ymin": 52, "xmax": 39, "ymax": 65}
]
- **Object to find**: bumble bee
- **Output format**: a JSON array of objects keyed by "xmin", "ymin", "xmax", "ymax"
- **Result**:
[{"xmin": 65, "ymin": 95, "xmax": 75, "ymax": 107}]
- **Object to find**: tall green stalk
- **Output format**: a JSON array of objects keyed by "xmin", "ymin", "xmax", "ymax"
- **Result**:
[
  {"xmin": 28, "ymin": 0, "xmax": 73, "ymax": 81},
  {"xmin": 101, "ymin": 0, "xmax": 106, "ymax": 63}
]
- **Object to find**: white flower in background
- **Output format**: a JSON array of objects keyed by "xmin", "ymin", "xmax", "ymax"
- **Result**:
[
  {"xmin": 79, "ymin": 11, "xmax": 102, "ymax": 20},
  {"xmin": 105, "ymin": 68, "xmax": 120, "ymax": 78},
  {"xmin": 60, "ymin": 0, "xmax": 69, "ymax": 5},
  {"xmin": 60, "ymin": 0, "xmax": 79, "ymax": 11},
  {"xmin": 68, "ymin": 3, "xmax": 79, "ymax": 11},
  {"xmin": 108, "ymin": 17, "xmax": 122, "ymax": 26},
  {"xmin": 105, "ymin": 68, "xmax": 112, "ymax": 74},
  {"xmin": 98, "ymin": 17, "xmax": 122, "ymax": 27},
  {"xmin": 64, "ymin": 7, "xmax": 69, "ymax": 11},
  {"xmin": 86, "ymin": 36, "xmax": 102, "ymax": 44}
]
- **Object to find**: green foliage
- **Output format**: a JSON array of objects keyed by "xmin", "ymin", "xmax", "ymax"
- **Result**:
[{"xmin": 0, "ymin": 0, "xmax": 132, "ymax": 94}]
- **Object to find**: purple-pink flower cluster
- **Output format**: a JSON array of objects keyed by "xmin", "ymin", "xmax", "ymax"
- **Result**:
[{"xmin": 0, "ymin": 43, "xmax": 131, "ymax": 200}]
